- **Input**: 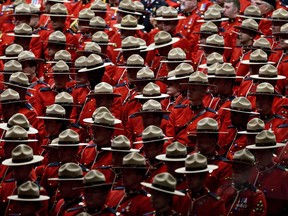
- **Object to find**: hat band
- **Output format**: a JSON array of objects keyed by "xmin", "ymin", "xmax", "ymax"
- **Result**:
[
  {"xmin": 94, "ymin": 91, "xmax": 114, "ymax": 94},
  {"xmin": 166, "ymin": 154, "xmax": 187, "ymax": 159},
  {"xmin": 7, "ymin": 123, "xmax": 29, "ymax": 131},
  {"xmin": 45, "ymin": 113, "xmax": 66, "ymax": 118},
  {"xmin": 5, "ymin": 137, "xmax": 29, "ymax": 140},
  {"xmin": 121, "ymin": 24, "xmax": 138, "ymax": 28},
  {"xmin": 5, "ymin": 53, "xmax": 19, "ymax": 57},
  {"xmin": 230, "ymin": 106, "xmax": 251, "ymax": 112},
  {"xmin": 166, "ymin": 58, "xmax": 185, "ymax": 62},
  {"xmin": 249, "ymin": 59, "xmax": 267, "ymax": 63},
  {"xmin": 86, "ymin": 62, "xmax": 104, "ymax": 69},
  {"xmin": 122, "ymin": 45, "xmax": 141, "ymax": 49},
  {"xmin": 1, "ymin": 99, "xmax": 23, "ymax": 103},
  {"xmin": 200, "ymin": 30, "xmax": 217, "ymax": 34},
  {"xmin": 247, "ymin": 129, "xmax": 263, "ymax": 132},
  {"xmin": 53, "ymin": 70, "xmax": 70, "ymax": 73},
  {"xmin": 188, "ymin": 81, "xmax": 208, "ymax": 84},
  {"xmin": 92, "ymin": 8, "xmax": 107, "ymax": 11},
  {"xmin": 118, "ymin": 6, "xmax": 136, "ymax": 13},
  {"xmin": 93, "ymin": 122, "xmax": 115, "ymax": 127},
  {"xmin": 58, "ymin": 175, "xmax": 83, "ymax": 179},
  {"xmin": 18, "ymin": 194, "xmax": 40, "ymax": 199},
  {"xmin": 204, "ymin": 17, "xmax": 221, "ymax": 21},
  {"xmin": 255, "ymin": 142, "xmax": 276, "ymax": 147},
  {"xmin": 90, "ymin": 24, "xmax": 106, "ymax": 28},
  {"xmin": 9, "ymin": 81, "xmax": 29, "ymax": 87},
  {"xmin": 162, "ymin": 15, "xmax": 178, "ymax": 18},
  {"xmin": 142, "ymin": 136, "xmax": 165, "ymax": 142},
  {"xmin": 84, "ymin": 181, "xmax": 106, "ymax": 186},
  {"xmin": 14, "ymin": 32, "xmax": 33, "ymax": 36},
  {"xmin": 197, "ymin": 129, "xmax": 218, "ymax": 132},
  {"xmin": 215, "ymin": 73, "xmax": 236, "ymax": 77},
  {"xmin": 93, "ymin": 40, "xmax": 109, "ymax": 43},
  {"xmin": 155, "ymin": 38, "xmax": 172, "ymax": 46},
  {"xmin": 58, "ymin": 141, "xmax": 80, "ymax": 144},
  {"xmin": 185, "ymin": 165, "xmax": 208, "ymax": 171},
  {"xmin": 50, "ymin": 12, "xmax": 68, "ymax": 15},
  {"xmin": 232, "ymin": 158, "xmax": 253, "ymax": 164},
  {"xmin": 127, "ymin": 63, "xmax": 144, "ymax": 67},
  {"xmin": 12, "ymin": 156, "xmax": 33, "ymax": 163},
  {"xmin": 141, "ymin": 108, "xmax": 163, "ymax": 112},
  {"xmin": 205, "ymin": 42, "xmax": 224, "ymax": 47},
  {"xmin": 152, "ymin": 183, "xmax": 174, "ymax": 192},
  {"xmin": 175, "ymin": 72, "xmax": 192, "ymax": 77},
  {"xmin": 111, "ymin": 146, "xmax": 130, "ymax": 150},
  {"xmin": 143, "ymin": 93, "xmax": 161, "ymax": 97},
  {"xmin": 122, "ymin": 164, "xmax": 146, "ymax": 168},
  {"xmin": 259, "ymin": 73, "xmax": 277, "ymax": 78},
  {"xmin": 48, "ymin": 40, "xmax": 66, "ymax": 44}
]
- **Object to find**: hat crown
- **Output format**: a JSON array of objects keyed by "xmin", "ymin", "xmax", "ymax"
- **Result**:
[
  {"xmin": 46, "ymin": 104, "xmax": 66, "ymax": 116},
  {"xmin": 253, "ymin": 38, "xmax": 271, "ymax": 49},
  {"xmin": 1, "ymin": 88, "xmax": 20, "ymax": 102},
  {"xmin": 18, "ymin": 51, "xmax": 35, "ymax": 61},
  {"xmin": 247, "ymin": 118, "xmax": 265, "ymax": 132},
  {"xmin": 142, "ymin": 125, "xmax": 165, "ymax": 140},
  {"xmin": 50, "ymin": 3, "xmax": 68, "ymax": 14},
  {"xmin": 280, "ymin": 23, "xmax": 288, "ymax": 32},
  {"xmin": 15, "ymin": 3, "xmax": 30, "ymax": 13},
  {"xmin": 5, "ymin": 125, "xmax": 28, "ymax": 139},
  {"xmin": 29, "ymin": 4, "xmax": 40, "ymax": 13},
  {"xmin": 9, "ymin": 72, "xmax": 30, "ymax": 86},
  {"xmin": 49, "ymin": 31, "xmax": 66, "ymax": 43},
  {"xmin": 207, "ymin": 52, "xmax": 223, "ymax": 65},
  {"xmin": 250, "ymin": 49, "xmax": 267, "ymax": 62},
  {"xmin": 188, "ymin": 71, "xmax": 208, "ymax": 83},
  {"xmin": 173, "ymin": 63, "xmax": 194, "ymax": 77},
  {"xmin": 137, "ymin": 38, "xmax": 146, "ymax": 47},
  {"xmin": 142, "ymin": 99, "xmax": 162, "ymax": 111},
  {"xmin": 111, "ymin": 135, "xmax": 131, "ymax": 149},
  {"xmin": 119, "ymin": 0, "xmax": 136, "ymax": 11},
  {"xmin": 121, "ymin": 36, "xmax": 139, "ymax": 48},
  {"xmin": 207, "ymin": 63, "xmax": 221, "ymax": 75},
  {"xmin": 59, "ymin": 129, "xmax": 79, "ymax": 143},
  {"xmin": 14, "ymin": 23, "xmax": 32, "ymax": 35},
  {"xmin": 92, "ymin": 106, "xmax": 110, "ymax": 118},
  {"xmin": 53, "ymin": 60, "xmax": 69, "ymax": 71},
  {"xmin": 166, "ymin": 142, "xmax": 187, "ymax": 158},
  {"xmin": 77, "ymin": 213, "xmax": 92, "ymax": 216},
  {"xmin": 185, "ymin": 153, "xmax": 208, "ymax": 170},
  {"xmin": 255, "ymin": 82, "xmax": 274, "ymax": 94},
  {"xmin": 142, "ymin": 82, "xmax": 161, "ymax": 96},
  {"xmin": 208, "ymin": 4, "xmax": 223, "ymax": 11},
  {"xmin": 206, "ymin": 34, "xmax": 224, "ymax": 46},
  {"xmin": 17, "ymin": 181, "xmax": 40, "ymax": 198},
  {"xmin": 127, "ymin": 54, "xmax": 144, "ymax": 66},
  {"xmin": 86, "ymin": 54, "xmax": 103, "ymax": 67},
  {"xmin": 55, "ymin": 50, "xmax": 71, "ymax": 61},
  {"xmin": 4, "ymin": 60, "xmax": 22, "ymax": 71},
  {"xmin": 94, "ymin": 82, "xmax": 113, "ymax": 93},
  {"xmin": 84, "ymin": 42, "xmax": 101, "ymax": 53},
  {"xmin": 55, "ymin": 92, "xmax": 73, "ymax": 104},
  {"xmin": 259, "ymin": 64, "xmax": 277, "ymax": 77},
  {"xmin": 256, "ymin": 130, "xmax": 276, "ymax": 144},
  {"xmin": 92, "ymin": 31, "xmax": 109, "ymax": 43},
  {"xmin": 79, "ymin": 8, "xmax": 95, "ymax": 19},
  {"xmin": 156, "ymin": 6, "xmax": 168, "ymax": 17},
  {"xmin": 123, "ymin": 152, "xmax": 146, "ymax": 166},
  {"xmin": 162, "ymin": 6, "xmax": 178, "ymax": 18},
  {"xmin": 216, "ymin": 63, "xmax": 236, "ymax": 76},
  {"xmin": 94, "ymin": 111, "xmax": 115, "ymax": 126},
  {"xmin": 167, "ymin": 48, "xmax": 186, "ymax": 60},
  {"xmin": 11, "ymin": 144, "xmax": 33, "ymax": 162},
  {"xmin": 233, "ymin": 149, "xmax": 255, "ymax": 164},
  {"xmin": 241, "ymin": 18, "xmax": 258, "ymax": 30},
  {"xmin": 204, "ymin": 8, "xmax": 221, "ymax": 20},
  {"xmin": 197, "ymin": 117, "xmax": 219, "ymax": 131},
  {"xmin": 89, "ymin": 16, "xmax": 106, "ymax": 27},
  {"xmin": 58, "ymin": 162, "xmax": 83, "ymax": 178},
  {"xmin": 231, "ymin": 97, "xmax": 252, "ymax": 110},
  {"xmin": 91, "ymin": 0, "xmax": 107, "ymax": 10},
  {"xmin": 134, "ymin": 1, "xmax": 144, "ymax": 11},
  {"xmin": 154, "ymin": 31, "xmax": 172, "ymax": 45},
  {"xmin": 121, "ymin": 14, "xmax": 138, "ymax": 27},
  {"xmin": 272, "ymin": 8, "xmax": 288, "ymax": 19},
  {"xmin": 7, "ymin": 113, "xmax": 30, "ymax": 129},
  {"xmin": 5, "ymin": 44, "xmax": 24, "ymax": 57},
  {"xmin": 244, "ymin": 5, "xmax": 261, "ymax": 16},
  {"xmin": 136, "ymin": 67, "xmax": 155, "ymax": 79},
  {"xmin": 200, "ymin": 21, "xmax": 218, "ymax": 33},
  {"xmin": 152, "ymin": 172, "xmax": 176, "ymax": 191},
  {"xmin": 84, "ymin": 170, "xmax": 106, "ymax": 184},
  {"xmin": 75, "ymin": 56, "xmax": 87, "ymax": 67}
]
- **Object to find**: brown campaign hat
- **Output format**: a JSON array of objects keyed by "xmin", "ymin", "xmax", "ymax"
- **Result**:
[
  {"xmin": 198, "ymin": 52, "xmax": 224, "ymax": 69},
  {"xmin": 241, "ymin": 49, "xmax": 274, "ymax": 65},
  {"xmin": 0, "ymin": 125, "xmax": 37, "ymax": 143},
  {"xmin": 46, "ymin": 50, "xmax": 72, "ymax": 64},
  {"xmin": 248, "ymin": 82, "xmax": 282, "ymax": 97},
  {"xmin": 155, "ymin": 6, "xmax": 185, "ymax": 21},
  {"xmin": 199, "ymin": 34, "xmax": 232, "ymax": 50},
  {"xmin": 160, "ymin": 48, "xmax": 191, "ymax": 63},
  {"xmin": 224, "ymin": 149, "xmax": 255, "ymax": 166},
  {"xmin": 237, "ymin": 118, "xmax": 265, "ymax": 135},
  {"xmin": 237, "ymin": 5, "xmax": 262, "ymax": 20},
  {"xmin": 49, "ymin": 129, "xmax": 87, "ymax": 147},
  {"xmin": 78, "ymin": 54, "xmax": 113, "ymax": 73},
  {"xmin": 156, "ymin": 142, "xmax": 188, "ymax": 162},
  {"xmin": 134, "ymin": 82, "xmax": 169, "ymax": 100},
  {"xmin": 18, "ymin": 51, "xmax": 44, "ymax": 63},
  {"xmin": 114, "ymin": 14, "xmax": 144, "ymax": 30},
  {"xmin": 0, "ymin": 44, "xmax": 24, "ymax": 60},
  {"xmin": 118, "ymin": 54, "xmax": 145, "ymax": 68},
  {"xmin": 250, "ymin": 64, "xmax": 285, "ymax": 80},
  {"xmin": 3, "ymin": 72, "xmax": 34, "ymax": 90},
  {"xmin": 197, "ymin": 8, "xmax": 228, "ymax": 23},
  {"xmin": 143, "ymin": 31, "xmax": 179, "ymax": 52},
  {"xmin": 37, "ymin": 104, "xmax": 71, "ymax": 121},
  {"xmin": 115, "ymin": 152, "xmax": 148, "ymax": 169},
  {"xmin": 49, "ymin": 162, "xmax": 84, "ymax": 181},
  {"xmin": 83, "ymin": 106, "xmax": 122, "ymax": 125},
  {"xmin": 86, "ymin": 82, "xmax": 121, "ymax": 98},
  {"xmin": 101, "ymin": 135, "xmax": 139, "ymax": 152},
  {"xmin": 111, "ymin": 0, "xmax": 141, "ymax": 15},
  {"xmin": 133, "ymin": 125, "xmax": 172, "ymax": 144},
  {"xmin": 0, "ymin": 88, "xmax": 26, "ymax": 105},
  {"xmin": 167, "ymin": 63, "xmax": 194, "ymax": 81},
  {"xmin": 222, "ymin": 97, "xmax": 259, "ymax": 115},
  {"xmin": 180, "ymin": 71, "xmax": 216, "ymax": 88},
  {"xmin": 114, "ymin": 36, "xmax": 147, "ymax": 51},
  {"xmin": 246, "ymin": 130, "xmax": 285, "ymax": 149},
  {"xmin": 7, "ymin": 23, "xmax": 39, "ymax": 38},
  {"xmin": 234, "ymin": 18, "xmax": 262, "ymax": 35},
  {"xmin": 45, "ymin": 3, "xmax": 72, "ymax": 17}
]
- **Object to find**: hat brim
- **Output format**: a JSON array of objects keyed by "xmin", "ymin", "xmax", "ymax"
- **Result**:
[
  {"xmin": 237, "ymin": 15, "xmax": 263, "ymax": 20},
  {"xmin": 0, "ymin": 139, "xmax": 38, "ymax": 143},
  {"xmin": 197, "ymin": 18, "xmax": 229, "ymax": 23},
  {"xmin": 179, "ymin": 83, "xmax": 217, "ymax": 88},
  {"xmin": 118, "ymin": 65, "xmax": 145, "ymax": 69},
  {"xmin": 0, "ymin": 123, "xmax": 38, "ymax": 134},
  {"xmin": 101, "ymin": 147, "xmax": 140, "ymax": 152},
  {"xmin": 73, "ymin": 182, "xmax": 113, "ymax": 190},
  {"xmin": 156, "ymin": 154, "xmax": 188, "ymax": 162},
  {"xmin": 188, "ymin": 131, "xmax": 228, "ymax": 136},
  {"xmin": 49, "ymin": 143, "xmax": 88, "ymax": 147},
  {"xmin": 199, "ymin": 44, "xmax": 232, "ymax": 50},
  {"xmin": 133, "ymin": 110, "xmax": 170, "ymax": 116},
  {"xmin": 134, "ymin": 93, "xmax": 169, "ymax": 100},
  {"xmin": 113, "ymin": 23, "xmax": 145, "ymax": 30},
  {"xmin": 250, "ymin": 74, "xmax": 286, "ymax": 80},
  {"xmin": 44, "ymin": 13, "xmax": 73, "ymax": 17},
  {"xmin": 241, "ymin": 60, "xmax": 275, "ymax": 65},
  {"xmin": 1, "ymin": 100, "xmax": 27, "ymax": 105},
  {"xmin": 234, "ymin": 26, "xmax": 262, "ymax": 35},
  {"xmin": 198, "ymin": 62, "xmax": 230, "ymax": 69},
  {"xmin": 83, "ymin": 118, "xmax": 122, "ymax": 125},
  {"xmin": 142, "ymin": 38, "xmax": 180, "ymax": 52},
  {"xmin": 237, "ymin": 130, "xmax": 262, "ymax": 135},
  {"xmin": 160, "ymin": 59, "xmax": 192, "ymax": 63},
  {"xmin": 75, "ymin": 50, "xmax": 108, "ymax": 59},
  {"xmin": 78, "ymin": 62, "xmax": 113, "ymax": 73},
  {"xmin": 213, "ymin": 75, "xmax": 244, "ymax": 79},
  {"xmin": 224, "ymin": 159, "xmax": 255, "ymax": 166},
  {"xmin": 175, "ymin": 164, "xmax": 218, "ymax": 174},
  {"xmin": 8, "ymin": 195, "xmax": 50, "ymax": 201},
  {"xmin": 0, "ymin": 56, "xmax": 19, "ymax": 60},
  {"xmin": 155, "ymin": 16, "xmax": 185, "ymax": 21},
  {"xmin": 37, "ymin": 116, "xmax": 71, "ymax": 121},
  {"xmin": 19, "ymin": 58, "xmax": 44, "ymax": 63},
  {"xmin": 221, "ymin": 107, "xmax": 259, "ymax": 115},
  {"xmin": 248, "ymin": 92, "xmax": 282, "ymax": 97},
  {"xmin": 87, "ymin": 92, "xmax": 122, "ymax": 98},
  {"xmin": 133, "ymin": 137, "xmax": 173, "ymax": 144},
  {"xmin": 167, "ymin": 75, "xmax": 191, "ymax": 81},
  {"xmin": 90, "ymin": 42, "xmax": 116, "ymax": 46},
  {"xmin": 246, "ymin": 143, "xmax": 286, "ymax": 149},
  {"xmin": 2, "ymin": 155, "xmax": 44, "ymax": 166},
  {"xmin": 45, "ymin": 60, "xmax": 73, "ymax": 64},
  {"xmin": 48, "ymin": 177, "xmax": 84, "ymax": 181},
  {"xmin": 141, "ymin": 182, "xmax": 185, "ymax": 196},
  {"xmin": 85, "ymin": 122, "xmax": 123, "ymax": 130},
  {"xmin": 114, "ymin": 45, "xmax": 147, "ymax": 52},
  {"xmin": 6, "ymin": 33, "xmax": 40, "ymax": 38},
  {"xmin": 111, "ymin": 7, "xmax": 142, "ymax": 16},
  {"xmin": 3, "ymin": 82, "xmax": 35, "ymax": 91}
]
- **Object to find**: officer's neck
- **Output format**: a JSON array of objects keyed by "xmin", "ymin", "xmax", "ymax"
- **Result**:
[
  {"xmin": 190, "ymin": 101, "xmax": 204, "ymax": 110},
  {"xmin": 232, "ymin": 181, "xmax": 249, "ymax": 190},
  {"xmin": 189, "ymin": 186, "xmax": 207, "ymax": 199},
  {"xmin": 155, "ymin": 204, "xmax": 172, "ymax": 215},
  {"xmin": 259, "ymin": 112, "xmax": 273, "ymax": 120}
]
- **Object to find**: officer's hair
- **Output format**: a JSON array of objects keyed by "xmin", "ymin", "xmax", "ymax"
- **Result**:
[{"xmin": 225, "ymin": 0, "xmax": 240, "ymax": 12}]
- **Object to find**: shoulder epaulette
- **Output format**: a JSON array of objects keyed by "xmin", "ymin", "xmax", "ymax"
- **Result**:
[
  {"xmin": 25, "ymin": 103, "xmax": 34, "ymax": 110},
  {"xmin": 216, "ymin": 155, "xmax": 228, "ymax": 162},
  {"xmin": 162, "ymin": 114, "xmax": 169, "ymax": 120},
  {"xmin": 115, "ymin": 82, "xmax": 126, "ymax": 88},
  {"xmin": 208, "ymin": 191, "xmax": 221, "ymax": 200},
  {"xmin": 48, "ymin": 162, "xmax": 60, "ymax": 167},
  {"xmin": 227, "ymin": 125, "xmax": 236, "ymax": 129},
  {"xmin": 95, "ymin": 165, "xmax": 112, "ymax": 169},
  {"xmin": 87, "ymin": 143, "xmax": 97, "ymax": 148},
  {"xmin": 74, "ymin": 83, "xmax": 88, "ymax": 89},
  {"xmin": 205, "ymin": 107, "xmax": 217, "ymax": 114},
  {"xmin": 66, "ymin": 29, "xmax": 74, "ymax": 34},
  {"xmin": 174, "ymin": 33, "xmax": 184, "ymax": 38},
  {"xmin": 274, "ymin": 114, "xmax": 285, "ymax": 119},
  {"xmin": 229, "ymin": 96, "xmax": 236, "ymax": 101},
  {"xmin": 174, "ymin": 104, "xmax": 187, "ymax": 108},
  {"xmin": 244, "ymin": 77, "xmax": 253, "ymax": 81},
  {"xmin": 278, "ymin": 124, "xmax": 288, "ymax": 128},
  {"xmin": 26, "ymin": 91, "xmax": 33, "ymax": 97},
  {"xmin": 139, "ymin": 189, "xmax": 149, "ymax": 196},
  {"xmin": 219, "ymin": 27, "xmax": 225, "ymax": 32},
  {"xmin": 79, "ymin": 164, "xmax": 89, "ymax": 172},
  {"xmin": 276, "ymin": 164, "xmax": 287, "ymax": 171},
  {"xmin": 113, "ymin": 186, "xmax": 125, "ymax": 190},
  {"xmin": 40, "ymin": 87, "xmax": 51, "ymax": 92},
  {"xmin": 104, "ymin": 207, "xmax": 116, "ymax": 214},
  {"xmin": 67, "ymin": 87, "xmax": 73, "ymax": 93},
  {"xmin": 247, "ymin": 184, "xmax": 257, "ymax": 192},
  {"xmin": 4, "ymin": 178, "xmax": 15, "ymax": 183},
  {"xmin": 66, "ymin": 205, "xmax": 84, "ymax": 212},
  {"xmin": 70, "ymin": 123, "xmax": 82, "ymax": 129},
  {"xmin": 129, "ymin": 113, "xmax": 136, "ymax": 118}
]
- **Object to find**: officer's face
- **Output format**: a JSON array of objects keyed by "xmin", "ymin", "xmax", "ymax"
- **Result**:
[
  {"xmin": 158, "ymin": 45, "xmax": 172, "ymax": 56},
  {"xmin": 13, "ymin": 165, "xmax": 33, "ymax": 182},
  {"xmin": 156, "ymin": 21, "xmax": 164, "ymax": 30},
  {"xmin": 4, "ymin": 143, "xmax": 19, "ymax": 159},
  {"xmin": 162, "ymin": 21, "xmax": 178, "ymax": 33},
  {"xmin": 14, "ymin": 15, "xmax": 31, "ymax": 26},
  {"xmin": 166, "ymin": 81, "xmax": 180, "ymax": 96},
  {"xmin": 95, "ymin": 95, "xmax": 114, "ymax": 109},
  {"xmin": 230, "ymin": 112, "xmax": 250, "ymax": 128},
  {"xmin": 112, "ymin": 151, "xmax": 127, "ymax": 166},
  {"xmin": 239, "ymin": 31, "xmax": 252, "ymax": 45},
  {"xmin": 47, "ymin": 44, "xmax": 63, "ymax": 57},
  {"xmin": 280, "ymin": 37, "xmax": 288, "ymax": 49},
  {"xmin": 84, "ymin": 188, "xmax": 109, "ymax": 208},
  {"xmin": 213, "ymin": 78, "xmax": 234, "ymax": 95},
  {"xmin": 141, "ymin": 113, "xmax": 162, "ymax": 129},
  {"xmin": 256, "ymin": 95, "xmax": 274, "ymax": 115},
  {"xmin": 30, "ymin": 16, "xmax": 40, "ymax": 28},
  {"xmin": 58, "ymin": 147, "xmax": 78, "ymax": 163},
  {"xmin": 186, "ymin": 173, "xmax": 206, "ymax": 191},
  {"xmin": 22, "ymin": 61, "xmax": 37, "ymax": 81},
  {"xmin": 187, "ymin": 85, "xmax": 207, "ymax": 102},
  {"xmin": 232, "ymin": 164, "xmax": 253, "ymax": 184},
  {"xmin": 251, "ymin": 0, "xmax": 269, "ymax": 15},
  {"xmin": 196, "ymin": 134, "xmax": 218, "ymax": 155},
  {"xmin": 78, "ymin": 20, "xmax": 90, "ymax": 32},
  {"xmin": 223, "ymin": 2, "xmax": 236, "ymax": 18},
  {"xmin": 180, "ymin": 0, "xmax": 197, "ymax": 12},
  {"xmin": 58, "ymin": 181, "xmax": 82, "ymax": 198},
  {"xmin": 51, "ymin": 16, "xmax": 66, "ymax": 30},
  {"xmin": 249, "ymin": 64, "xmax": 263, "ymax": 75},
  {"xmin": 166, "ymin": 161, "xmax": 184, "ymax": 176},
  {"xmin": 121, "ymin": 169, "xmax": 144, "ymax": 188},
  {"xmin": 12, "ymin": 201, "xmax": 42, "ymax": 216},
  {"xmin": 92, "ymin": 126, "xmax": 114, "ymax": 144},
  {"xmin": 251, "ymin": 149, "xmax": 273, "ymax": 165},
  {"xmin": 143, "ymin": 142, "xmax": 164, "ymax": 160},
  {"xmin": 44, "ymin": 119, "xmax": 64, "ymax": 135},
  {"xmin": 150, "ymin": 190, "xmax": 172, "ymax": 211},
  {"xmin": 53, "ymin": 74, "xmax": 69, "ymax": 89},
  {"xmin": 271, "ymin": 21, "xmax": 284, "ymax": 34}
]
